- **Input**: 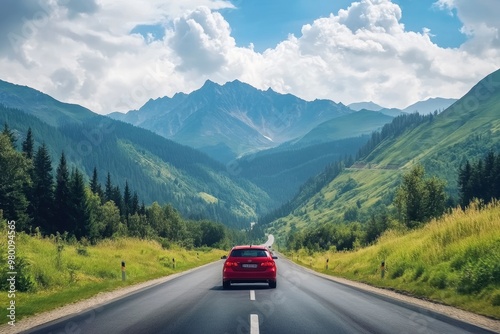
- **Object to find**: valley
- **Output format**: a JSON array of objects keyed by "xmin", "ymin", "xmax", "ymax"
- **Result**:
[{"xmin": 1, "ymin": 69, "xmax": 499, "ymax": 323}]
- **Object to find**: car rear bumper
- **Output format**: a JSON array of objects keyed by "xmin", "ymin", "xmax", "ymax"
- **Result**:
[{"xmin": 223, "ymin": 269, "xmax": 276, "ymax": 282}]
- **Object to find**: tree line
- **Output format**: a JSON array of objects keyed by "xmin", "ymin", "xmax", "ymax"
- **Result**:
[
  {"xmin": 458, "ymin": 151, "xmax": 500, "ymax": 208},
  {"xmin": 0, "ymin": 124, "xmax": 250, "ymax": 248},
  {"xmin": 357, "ymin": 112, "xmax": 436, "ymax": 160}
]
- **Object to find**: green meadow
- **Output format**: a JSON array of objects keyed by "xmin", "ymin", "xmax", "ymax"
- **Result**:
[{"xmin": 0, "ymin": 229, "xmax": 225, "ymax": 324}]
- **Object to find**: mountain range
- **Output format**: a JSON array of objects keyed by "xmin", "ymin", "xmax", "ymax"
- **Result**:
[
  {"xmin": 109, "ymin": 80, "xmax": 457, "ymax": 164},
  {"xmin": 108, "ymin": 80, "xmax": 355, "ymax": 162}
]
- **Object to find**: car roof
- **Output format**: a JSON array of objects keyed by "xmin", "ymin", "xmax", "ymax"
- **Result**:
[{"xmin": 231, "ymin": 245, "xmax": 267, "ymax": 250}]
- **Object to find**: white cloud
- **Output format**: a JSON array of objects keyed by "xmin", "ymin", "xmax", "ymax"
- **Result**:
[
  {"xmin": 169, "ymin": 7, "xmax": 235, "ymax": 74},
  {"xmin": 434, "ymin": 0, "xmax": 500, "ymax": 55},
  {"xmin": 0, "ymin": 0, "xmax": 498, "ymax": 113},
  {"xmin": 250, "ymin": 0, "xmax": 499, "ymax": 107}
]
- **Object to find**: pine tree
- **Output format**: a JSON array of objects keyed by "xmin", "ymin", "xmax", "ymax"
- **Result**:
[
  {"xmin": 54, "ymin": 152, "xmax": 72, "ymax": 234},
  {"xmin": 123, "ymin": 181, "xmax": 131, "ymax": 218},
  {"xmin": 22, "ymin": 127, "xmax": 34, "ymax": 159},
  {"xmin": 105, "ymin": 172, "xmax": 113, "ymax": 202},
  {"xmin": 494, "ymin": 153, "xmax": 500, "ymax": 200},
  {"xmin": 0, "ymin": 134, "xmax": 31, "ymax": 229},
  {"xmin": 90, "ymin": 167, "xmax": 103, "ymax": 201},
  {"xmin": 112, "ymin": 185, "xmax": 123, "ymax": 216},
  {"xmin": 131, "ymin": 192, "xmax": 139, "ymax": 215},
  {"xmin": 458, "ymin": 160, "xmax": 473, "ymax": 208},
  {"xmin": 2, "ymin": 123, "xmax": 16, "ymax": 148},
  {"xmin": 31, "ymin": 143, "xmax": 54, "ymax": 233},
  {"xmin": 70, "ymin": 168, "xmax": 88, "ymax": 238},
  {"xmin": 470, "ymin": 160, "xmax": 484, "ymax": 202},
  {"xmin": 483, "ymin": 151, "xmax": 496, "ymax": 202}
]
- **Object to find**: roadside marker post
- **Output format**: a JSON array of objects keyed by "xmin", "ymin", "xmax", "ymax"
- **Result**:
[
  {"xmin": 122, "ymin": 261, "xmax": 126, "ymax": 281},
  {"xmin": 380, "ymin": 261, "xmax": 385, "ymax": 279}
]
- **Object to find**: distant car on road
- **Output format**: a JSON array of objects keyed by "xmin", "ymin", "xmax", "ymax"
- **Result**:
[{"xmin": 222, "ymin": 245, "xmax": 278, "ymax": 289}]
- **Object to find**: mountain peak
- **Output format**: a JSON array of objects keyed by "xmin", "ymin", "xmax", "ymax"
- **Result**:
[
  {"xmin": 402, "ymin": 97, "xmax": 457, "ymax": 115},
  {"xmin": 201, "ymin": 79, "xmax": 220, "ymax": 89}
]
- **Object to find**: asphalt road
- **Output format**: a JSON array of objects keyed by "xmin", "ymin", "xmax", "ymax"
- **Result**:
[{"xmin": 24, "ymin": 257, "xmax": 495, "ymax": 334}]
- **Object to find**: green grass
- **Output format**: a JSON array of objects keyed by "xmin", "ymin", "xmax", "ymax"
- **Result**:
[
  {"xmin": 287, "ymin": 200, "xmax": 500, "ymax": 319},
  {"xmin": 0, "ymin": 232, "xmax": 225, "ymax": 323}
]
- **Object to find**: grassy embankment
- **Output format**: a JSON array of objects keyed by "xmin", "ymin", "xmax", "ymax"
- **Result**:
[
  {"xmin": 288, "ymin": 200, "xmax": 500, "ymax": 319},
  {"xmin": 0, "ymin": 231, "xmax": 225, "ymax": 324}
]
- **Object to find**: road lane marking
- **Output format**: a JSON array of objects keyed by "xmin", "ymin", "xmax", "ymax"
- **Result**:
[
  {"xmin": 250, "ymin": 290, "xmax": 255, "ymax": 301},
  {"xmin": 250, "ymin": 314, "xmax": 259, "ymax": 334}
]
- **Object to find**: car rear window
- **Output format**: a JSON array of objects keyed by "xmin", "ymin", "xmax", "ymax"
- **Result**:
[{"xmin": 230, "ymin": 249, "xmax": 268, "ymax": 257}]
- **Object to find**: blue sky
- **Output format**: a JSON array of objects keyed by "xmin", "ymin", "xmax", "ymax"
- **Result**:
[
  {"xmin": 221, "ymin": 0, "xmax": 465, "ymax": 52},
  {"xmin": 0, "ymin": 0, "xmax": 498, "ymax": 113}
]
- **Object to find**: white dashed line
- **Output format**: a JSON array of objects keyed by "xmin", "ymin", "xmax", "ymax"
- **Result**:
[
  {"xmin": 250, "ymin": 314, "xmax": 259, "ymax": 334},
  {"xmin": 250, "ymin": 290, "xmax": 255, "ymax": 301}
]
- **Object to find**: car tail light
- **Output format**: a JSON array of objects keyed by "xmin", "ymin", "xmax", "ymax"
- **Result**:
[
  {"xmin": 260, "ymin": 261, "xmax": 275, "ymax": 267},
  {"xmin": 225, "ymin": 261, "xmax": 239, "ymax": 268}
]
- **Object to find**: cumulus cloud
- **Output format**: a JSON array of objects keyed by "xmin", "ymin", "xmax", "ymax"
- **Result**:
[
  {"xmin": 169, "ymin": 7, "xmax": 235, "ymax": 74},
  {"xmin": 251, "ymin": 0, "xmax": 500, "ymax": 107},
  {"xmin": 0, "ymin": 0, "xmax": 498, "ymax": 113},
  {"xmin": 338, "ymin": 0, "xmax": 403, "ymax": 34},
  {"xmin": 434, "ymin": 0, "xmax": 500, "ymax": 55}
]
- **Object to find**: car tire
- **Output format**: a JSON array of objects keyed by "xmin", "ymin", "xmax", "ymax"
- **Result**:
[
  {"xmin": 269, "ymin": 280, "xmax": 277, "ymax": 289},
  {"xmin": 223, "ymin": 280, "xmax": 231, "ymax": 289}
]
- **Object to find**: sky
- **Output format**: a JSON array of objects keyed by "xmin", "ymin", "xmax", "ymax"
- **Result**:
[{"xmin": 0, "ymin": 0, "xmax": 499, "ymax": 114}]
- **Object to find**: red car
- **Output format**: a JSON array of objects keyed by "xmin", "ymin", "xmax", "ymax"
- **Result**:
[{"xmin": 222, "ymin": 245, "xmax": 278, "ymax": 289}]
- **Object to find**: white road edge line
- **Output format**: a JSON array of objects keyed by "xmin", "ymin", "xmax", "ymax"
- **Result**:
[
  {"xmin": 250, "ymin": 290, "xmax": 255, "ymax": 301},
  {"xmin": 250, "ymin": 314, "xmax": 259, "ymax": 334}
]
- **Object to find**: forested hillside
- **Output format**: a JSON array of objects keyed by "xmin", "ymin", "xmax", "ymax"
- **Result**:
[
  {"xmin": 262, "ymin": 111, "xmax": 434, "ymax": 229},
  {"xmin": 0, "ymin": 125, "xmax": 262, "ymax": 246},
  {"xmin": 0, "ymin": 104, "xmax": 273, "ymax": 227},
  {"xmin": 267, "ymin": 69, "xmax": 500, "ymax": 247}
]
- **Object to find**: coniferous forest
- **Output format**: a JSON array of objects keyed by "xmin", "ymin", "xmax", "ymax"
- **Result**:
[
  {"xmin": 0, "ymin": 124, "xmax": 256, "ymax": 248},
  {"xmin": 458, "ymin": 151, "xmax": 500, "ymax": 208}
]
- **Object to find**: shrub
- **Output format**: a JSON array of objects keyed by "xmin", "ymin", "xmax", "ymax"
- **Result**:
[
  {"xmin": 491, "ymin": 291, "xmax": 500, "ymax": 307},
  {"xmin": 390, "ymin": 263, "xmax": 405, "ymax": 279},
  {"xmin": 457, "ymin": 253, "xmax": 500, "ymax": 294},
  {"xmin": 76, "ymin": 246, "xmax": 89, "ymax": 256},
  {"xmin": 429, "ymin": 271, "xmax": 447, "ymax": 289},
  {"xmin": 0, "ymin": 257, "xmax": 35, "ymax": 292},
  {"xmin": 413, "ymin": 264, "xmax": 425, "ymax": 281}
]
